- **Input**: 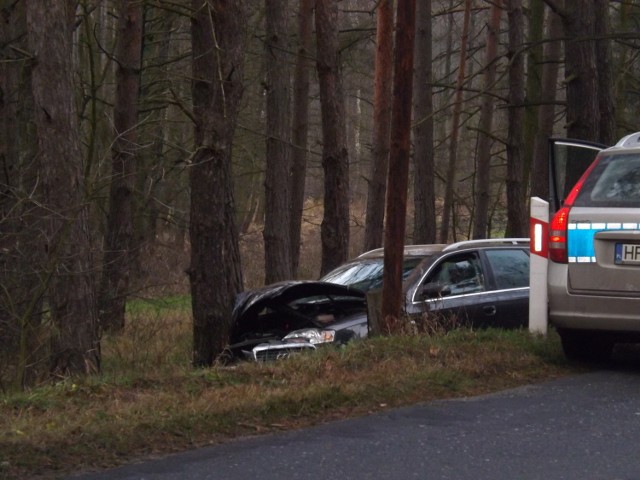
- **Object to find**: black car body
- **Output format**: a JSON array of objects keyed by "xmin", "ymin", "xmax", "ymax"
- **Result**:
[
  {"xmin": 323, "ymin": 239, "xmax": 530, "ymax": 329},
  {"xmin": 229, "ymin": 239, "xmax": 530, "ymax": 361}
]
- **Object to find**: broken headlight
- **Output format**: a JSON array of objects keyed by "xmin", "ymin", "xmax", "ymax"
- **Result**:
[{"xmin": 282, "ymin": 328, "xmax": 336, "ymax": 345}]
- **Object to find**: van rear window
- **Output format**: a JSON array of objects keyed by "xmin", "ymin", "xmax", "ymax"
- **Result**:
[{"xmin": 575, "ymin": 154, "xmax": 640, "ymax": 207}]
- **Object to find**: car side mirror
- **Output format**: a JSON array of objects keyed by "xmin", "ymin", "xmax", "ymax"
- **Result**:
[{"xmin": 420, "ymin": 282, "xmax": 450, "ymax": 299}]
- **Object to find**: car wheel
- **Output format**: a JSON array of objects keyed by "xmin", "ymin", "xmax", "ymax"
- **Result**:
[{"xmin": 558, "ymin": 329, "xmax": 614, "ymax": 363}]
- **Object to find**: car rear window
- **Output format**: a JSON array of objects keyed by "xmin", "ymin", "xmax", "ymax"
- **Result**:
[
  {"xmin": 485, "ymin": 249, "xmax": 529, "ymax": 289},
  {"xmin": 575, "ymin": 154, "xmax": 640, "ymax": 207}
]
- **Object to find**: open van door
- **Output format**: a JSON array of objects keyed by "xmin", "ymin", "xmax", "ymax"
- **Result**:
[{"xmin": 548, "ymin": 138, "xmax": 607, "ymax": 213}]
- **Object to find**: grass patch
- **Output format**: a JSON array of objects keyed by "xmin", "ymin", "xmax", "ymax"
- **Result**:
[{"xmin": 0, "ymin": 307, "xmax": 582, "ymax": 479}]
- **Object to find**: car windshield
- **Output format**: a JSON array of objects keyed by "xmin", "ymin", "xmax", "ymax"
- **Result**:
[{"xmin": 321, "ymin": 256, "xmax": 426, "ymax": 292}]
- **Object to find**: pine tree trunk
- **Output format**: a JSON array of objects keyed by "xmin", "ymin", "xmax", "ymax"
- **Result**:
[
  {"xmin": 439, "ymin": 0, "xmax": 471, "ymax": 243},
  {"xmin": 98, "ymin": 0, "xmax": 143, "ymax": 332},
  {"xmin": 472, "ymin": 0, "xmax": 502, "ymax": 239},
  {"xmin": 289, "ymin": 0, "xmax": 314, "ymax": 277},
  {"xmin": 531, "ymin": 9, "xmax": 562, "ymax": 199},
  {"xmin": 412, "ymin": 0, "xmax": 436, "ymax": 245},
  {"xmin": 505, "ymin": 0, "xmax": 527, "ymax": 238},
  {"xmin": 190, "ymin": 0, "xmax": 246, "ymax": 367},
  {"xmin": 263, "ymin": 0, "xmax": 293, "ymax": 283},
  {"xmin": 27, "ymin": 0, "xmax": 100, "ymax": 376},
  {"xmin": 364, "ymin": 0, "xmax": 394, "ymax": 252},
  {"xmin": 381, "ymin": 0, "xmax": 416, "ymax": 329},
  {"xmin": 316, "ymin": 0, "xmax": 350, "ymax": 275}
]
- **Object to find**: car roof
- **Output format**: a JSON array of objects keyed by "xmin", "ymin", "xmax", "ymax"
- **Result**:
[
  {"xmin": 602, "ymin": 131, "xmax": 640, "ymax": 156},
  {"xmin": 356, "ymin": 238, "xmax": 529, "ymax": 259},
  {"xmin": 356, "ymin": 244, "xmax": 447, "ymax": 259}
]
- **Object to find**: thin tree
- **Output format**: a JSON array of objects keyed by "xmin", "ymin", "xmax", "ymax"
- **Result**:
[
  {"xmin": 98, "ymin": 0, "xmax": 143, "ymax": 332},
  {"xmin": 264, "ymin": 0, "xmax": 293, "ymax": 284},
  {"xmin": 505, "ymin": 0, "xmax": 527, "ymax": 238},
  {"xmin": 530, "ymin": 8, "xmax": 562, "ymax": 199},
  {"xmin": 381, "ymin": 0, "xmax": 416, "ymax": 330},
  {"xmin": 472, "ymin": 0, "xmax": 502, "ymax": 240},
  {"xmin": 594, "ymin": 0, "xmax": 615, "ymax": 145},
  {"xmin": 412, "ymin": 0, "xmax": 436, "ymax": 245},
  {"xmin": 364, "ymin": 0, "xmax": 394, "ymax": 252},
  {"xmin": 316, "ymin": 0, "xmax": 350, "ymax": 275},
  {"xmin": 26, "ymin": 0, "xmax": 100, "ymax": 376},
  {"xmin": 544, "ymin": 0, "xmax": 599, "ymax": 141},
  {"xmin": 290, "ymin": 0, "xmax": 314, "ymax": 277},
  {"xmin": 439, "ymin": 0, "xmax": 471, "ymax": 243},
  {"xmin": 190, "ymin": 0, "xmax": 246, "ymax": 367},
  {"xmin": 522, "ymin": 0, "xmax": 545, "ymax": 195}
]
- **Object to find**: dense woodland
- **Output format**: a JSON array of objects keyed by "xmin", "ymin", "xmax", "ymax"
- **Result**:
[{"xmin": 1, "ymin": 0, "xmax": 638, "ymax": 388}]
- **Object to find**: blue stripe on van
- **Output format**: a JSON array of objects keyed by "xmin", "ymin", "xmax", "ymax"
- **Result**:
[{"xmin": 567, "ymin": 222, "xmax": 639, "ymax": 263}]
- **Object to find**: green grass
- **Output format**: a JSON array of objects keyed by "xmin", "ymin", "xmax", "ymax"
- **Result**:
[{"xmin": 0, "ymin": 307, "xmax": 583, "ymax": 480}]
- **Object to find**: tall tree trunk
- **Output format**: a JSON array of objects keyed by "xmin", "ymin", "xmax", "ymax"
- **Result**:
[
  {"xmin": 505, "ymin": 0, "xmax": 527, "ymax": 238},
  {"xmin": 0, "ymin": 0, "xmax": 44, "ymax": 389},
  {"xmin": 530, "ymin": 8, "xmax": 562, "ymax": 199},
  {"xmin": 98, "ymin": 0, "xmax": 143, "ymax": 333},
  {"xmin": 545, "ymin": 0, "xmax": 612, "ymax": 143},
  {"xmin": 264, "ymin": 0, "xmax": 293, "ymax": 284},
  {"xmin": 522, "ymin": 0, "xmax": 545, "ymax": 197},
  {"xmin": 412, "ymin": 0, "xmax": 436, "ymax": 245},
  {"xmin": 472, "ymin": 0, "xmax": 502, "ymax": 239},
  {"xmin": 364, "ymin": 0, "xmax": 394, "ymax": 251},
  {"xmin": 290, "ymin": 0, "xmax": 314, "ymax": 277},
  {"xmin": 558, "ymin": 0, "xmax": 600, "ymax": 140},
  {"xmin": 439, "ymin": 0, "xmax": 471, "ymax": 243},
  {"xmin": 316, "ymin": 0, "xmax": 350, "ymax": 275},
  {"xmin": 190, "ymin": 0, "xmax": 245, "ymax": 367},
  {"xmin": 594, "ymin": 0, "xmax": 615, "ymax": 145},
  {"xmin": 26, "ymin": 0, "xmax": 100, "ymax": 376},
  {"xmin": 381, "ymin": 0, "xmax": 416, "ymax": 329},
  {"xmin": 614, "ymin": 1, "xmax": 637, "ymax": 135}
]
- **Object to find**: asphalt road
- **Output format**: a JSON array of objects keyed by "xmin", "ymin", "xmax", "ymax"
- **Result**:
[{"xmin": 70, "ymin": 367, "xmax": 640, "ymax": 480}]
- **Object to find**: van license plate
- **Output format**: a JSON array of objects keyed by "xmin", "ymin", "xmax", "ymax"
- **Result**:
[{"xmin": 615, "ymin": 243, "xmax": 640, "ymax": 264}]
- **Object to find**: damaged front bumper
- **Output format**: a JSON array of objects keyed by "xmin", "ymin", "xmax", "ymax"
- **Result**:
[{"xmin": 243, "ymin": 340, "xmax": 317, "ymax": 361}]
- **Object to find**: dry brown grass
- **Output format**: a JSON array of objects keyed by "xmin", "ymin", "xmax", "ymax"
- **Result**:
[{"xmin": 0, "ymin": 305, "xmax": 581, "ymax": 480}]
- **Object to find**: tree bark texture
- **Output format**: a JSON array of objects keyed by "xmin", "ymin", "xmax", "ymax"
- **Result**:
[
  {"xmin": 505, "ymin": 0, "xmax": 527, "ymax": 238},
  {"xmin": 381, "ymin": 0, "xmax": 415, "ymax": 329},
  {"xmin": 190, "ymin": 0, "xmax": 245, "ymax": 367},
  {"xmin": 263, "ymin": 0, "xmax": 293, "ymax": 284},
  {"xmin": 316, "ymin": 0, "xmax": 350, "ymax": 276},
  {"xmin": 561, "ymin": 0, "xmax": 600, "ymax": 141},
  {"xmin": 522, "ymin": 0, "xmax": 545, "ymax": 196},
  {"xmin": 531, "ymin": 8, "xmax": 562, "ymax": 200},
  {"xmin": 26, "ymin": 0, "xmax": 100, "ymax": 376},
  {"xmin": 472, "ymin": 0, "xmax": 501, "ymax": 239},
  {"xmin": 98, "ymin": 0, "xmax": 143, "ymax": 332},
  {"xmin": 439, "ymin": 0, "xmax": 471, "ymax": 243},
  {"xmin": 289, "ymin": 0, "xmax": 314, "ymax": 277},
  {"xmin": 0, "ymin": 0, "xmax": 45, "ymax": 388},
  {"xmin": 412, "ymin": 0, "xmax": 435, "ymax": 245},
  {"xmin": 594, "ymin": 0, "xmax": 615, "ymax": 145},
  {"xmin": 364, "ymin": 0, "xmax": 394, "ymax": 252}
]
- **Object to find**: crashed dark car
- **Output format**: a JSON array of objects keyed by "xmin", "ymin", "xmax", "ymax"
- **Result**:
[
  {"xmin": 229, "ymin": 238, "xmax": 530, "ymax": 361},
  {"xmin": 227, "ymin": 281, "xmax": 368, "ymax": 361}
]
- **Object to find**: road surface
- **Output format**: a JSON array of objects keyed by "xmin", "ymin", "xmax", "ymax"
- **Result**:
[{"xmin": 70, "ymin": 366, "xmax": 640, "ymax": 480}]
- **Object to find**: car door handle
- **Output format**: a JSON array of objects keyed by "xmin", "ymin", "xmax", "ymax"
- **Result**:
[{"xmin": 483, "ymin": 305, "xmax": 496, "ymax": 316}]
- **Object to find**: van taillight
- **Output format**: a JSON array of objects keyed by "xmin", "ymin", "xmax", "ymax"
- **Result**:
[
  {"xmin": 549, "ymin": 207, "xmax": 570, "ymax": 263},
  {"xmin": 547, "ymin": 156, "xmax": 600, "ymax": 264}
]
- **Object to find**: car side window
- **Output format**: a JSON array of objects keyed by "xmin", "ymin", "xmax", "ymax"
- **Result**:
[
  {"xmin": 485, "ymin": 249, "xmax": 529, "ymax": 289},
  {"xmin": 426, "ymin": 253, "xmax": 485, "ymax": 296}
]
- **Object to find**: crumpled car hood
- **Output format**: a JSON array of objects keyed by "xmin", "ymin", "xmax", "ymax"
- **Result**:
[
  {"xmin": 228, "ymin": 281, "xmax": 367, "ymax": 359},
  {"xmin": 231, "ymin": 280, "xmax": 365, "ymax": 327}
]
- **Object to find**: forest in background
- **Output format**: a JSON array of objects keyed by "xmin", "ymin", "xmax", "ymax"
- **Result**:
[{"xmin": 1, "ymin": 0, "xmax": 638, "ymax": 388}]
